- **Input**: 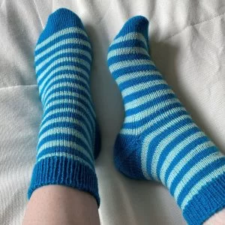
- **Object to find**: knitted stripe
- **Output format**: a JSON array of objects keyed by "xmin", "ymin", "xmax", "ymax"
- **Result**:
[
  {"xmin": 28, "ymin": 8, "xmax": 100, "ymax": 205},
  {"xmin": 108, "ymin": 16, "xmax": 225, "ymax": 224}
]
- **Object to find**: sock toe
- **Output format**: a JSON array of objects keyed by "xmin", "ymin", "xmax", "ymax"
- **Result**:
[
  {"xmin": 115, "ymin": 16, "xmax": 149, "ymax": 41},
  {"xmin": 37, "ymin": 8, "xmax": 85, "ymax": 44},
  {"xmin": 108, "ymin": 15, "xmax": 150, "ymax": 64}
]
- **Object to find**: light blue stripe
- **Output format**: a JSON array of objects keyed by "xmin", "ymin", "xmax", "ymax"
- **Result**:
[
  {"xmin": 160, "ymin": 132, "xmax": 206, "ymax": 185},
  {"xmin": 109, "ymin": 32, "xmax": 148, "ymax": 50},
  {"xmin": 122, "ymin": 79, "xmax": 168, "ymax": 98},
  {"xmin": 122, "ymin": 105, "xmax": 185, "ymax": 136},
  {"xmin": 109, "ymin": 59, "xmax": 154, "ymax": 73},
  {"xmin": 41, "ymin": 76, "xmax": 89, "ymax": 102},
  {"xmin": 43, "ymin": 82, "xmax": 91, "ymax": 105},
  {"xmin": 108, "ymin": 47, "xmax": 149, "ymax": 59},
  {"xmin": 39, "ymin": 73, "xmax": 89, "ymax": 96},
  {"xmin": 35, "ymin": 38, "xmax": 91, "ymax": 61},
  {"xmin": 43, "ymin": 98, "xmax": 95, "ymax": 126},
  {"xmin": 35, "ymin": 27, "xmax": 88, "ymax": 51},
  {"xmin": 36, "ymin": 48, "xmax": 91, "ymax": 72},
  {"xmin": 125, "ymin": 89, "xmax": 174, "ymax": 111},
  {"xmin": 38, "ymin": 65, "xmax": 89, "ymax": 89},
  {"xmin": 174, "ymin": 152, "xmax": 224, "ymax": 202},
  {"xmin": 140, "ymin": 115, "xmax": 191, "ymax": 180},
  {"xmin": 37, "ymin": 140, "xmax": 93, "ymax": 162},
  {"xmin": 44, "ymin": 91, "xmax": 94, "ymax": 117},
  {"xmin": 41, "ymin": 108, "xmax": 93, "ymax": 134},
  {"xmin": 38, "ymin": 126, "xmax": 91, "ymax": 151},
  {"xmin": 124, "ymin": 98, "xmax": 180, "ymax": 124},
  {"xmin": 116, "ymin": 70, "xmax": 161, "ymax": 85},
  {"xmin": 166, "ymin": 141, "xmax": 214, "ymax": 188},
  {"xmin": 151, "ymin": 124, "xmax": 198, "ymax": 180},
  {"xmin": 37, "ymin": 152, "xmax": 94, "ymax": 171},
  {"xmin": 181, "ymin": 163, "xmax": 225, "ymax": 210},
  {"xmin": 37, "ymin": 57, "xmax": 90, "ymax": 82},
  {"xmin": 39, "ymin": 118, "xmax": 92, "ymax": 147}
]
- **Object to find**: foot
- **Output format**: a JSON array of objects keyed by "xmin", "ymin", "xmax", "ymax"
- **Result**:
[
  {"xmin": 28, "ymin": 8, "xmax": 100, "ymax": 205},
  {"xmin": 107, "ymin": 16, "xmax": 225, "ymax": 224}
]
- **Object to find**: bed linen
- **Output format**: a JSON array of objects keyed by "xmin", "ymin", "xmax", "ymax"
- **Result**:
[{"xmin": 1, "ymin": 0, "xmax": 225, "ymax": 224}]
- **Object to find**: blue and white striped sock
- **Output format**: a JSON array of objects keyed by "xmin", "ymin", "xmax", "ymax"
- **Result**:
[
  {"xmin": 107, "ymin": 16, "xmax": 225, "ymax": 224},
  {"xmin": 28, "ymin": 8, "xmax": 100, "ymax": 205}
]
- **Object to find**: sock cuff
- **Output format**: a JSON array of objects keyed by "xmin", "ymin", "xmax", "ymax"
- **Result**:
[
  {"xmin": 28, "ymin": 156, "xmax": 100, "ymax": 206},
  {"xmin": 183, "ymin": 173, "xmax": 225, "ymax": 225}
]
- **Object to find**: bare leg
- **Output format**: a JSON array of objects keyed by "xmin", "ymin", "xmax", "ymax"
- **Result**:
[
  {"xmin": 204, "ymin": 209, "xmax": 225, "ymax": 225},
  {"xmin": 23, "ymin": 186, "xmax": 100, "ymax": 225}
]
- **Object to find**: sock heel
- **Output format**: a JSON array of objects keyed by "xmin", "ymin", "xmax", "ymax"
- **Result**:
[{"xmin": 114, "ymin": 134, "xmax": 146, "ymax": 180}]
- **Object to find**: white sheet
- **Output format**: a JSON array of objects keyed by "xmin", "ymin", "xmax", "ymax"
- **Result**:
[{"xmin": 1, "ymin": 0, "xmax": 225, "ymax": 224}]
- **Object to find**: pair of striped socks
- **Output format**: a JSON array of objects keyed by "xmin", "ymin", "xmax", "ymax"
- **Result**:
[{"xmin": 28, "ymin": 8, "xmax": 225, "ymax": 225}]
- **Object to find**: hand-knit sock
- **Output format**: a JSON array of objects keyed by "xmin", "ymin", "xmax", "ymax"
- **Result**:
[
  {"xmin": 107, "ymin": 16, "xmax": 225, "ymax": 224},
  {"xmin": 28, "ymin": 8, "xmax": 100, "ymax": 205}
]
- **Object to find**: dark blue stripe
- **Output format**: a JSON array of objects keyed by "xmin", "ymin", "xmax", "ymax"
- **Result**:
[
  {"xmin": 111, "ymin": 64, "xmax": 159, "ymax": 79},
  {"xmin": 38, "ymin": 132, "xmax": 90, "ymax": 155},
  {"xmin": 123, "ymin": 104, "xmax": 186, "ymax": 130},
  {"xmin": 125, "ymin": 93, "xmax": 178, "ymax": 116},
  {"xmin": 111, "ymin": 64, "xmax": 158, "ymax": 78},
  {"xmin": 37, "ymin": 145, "xmax": 93, "ymax": 168},
  {"xmin": 36, "ymin": 9, "xmax": 86, "ymax": 47},
  {"xmin": 43, "ymin": 94, "xmax": 92, "ymax": 118},
  {"xmin": 40, "ymin": 77, "xmax": 89, "ymax": 98},
  {"xmin": 170, "ymin": 146, "xmax": 218, "ymax": 197},
  {"xmin": 36, "ymin": 52, "xmax": 91, "ymax": 76},
  {"xmin": 43, "ymin": 103, "xmax": 94, "ymax": 131},
  {"xmin": 108, "ymin": 53, "xmax": 150, "ymax": 65},
  {"xmin": 37, "ymin": 61, "xmax": 90, "ymax": 82},
  {"xmin": 38, "ymin": 69, "xmax": 89, "ymax": 88},
  {"xmin": 43, "ymin": 83, "xmax": 91, "ymax": 106},
  {"xmin": 35, "ymin": 32, "xmax": 90, "ymax": 56},
  {"xmin": 36, "ymin": 53, "xmax": 90, "ymax": 77},
  {"xmin": 142, "ymin": 112, "xmax": 191, "ymax": 141},
  {"xmin": 108, "ymin": 40, "xmax": 147, "ymax": 53},
  {"xmin": 39, "ymin": 120, "xmax": 91, "ymax": 141},
  {"xmin": 35, "ymin": 43, "xmax": 91, "ymax": 65},
  {"xmin": 164, "ymin": 135, "xmax": 209, "ymax": 187},
  {"xmin": 156, "ymin": 127, "xmax": 201, "ymax": 180},
  {"xmin": 146, "ymin": 117, "xmax": 194, "ymax": 179},
  {"xmin": 41, "ymin": 111, "xmax": 93, "ymax": 133},
  {"xmin": 123, "ymin": 84, "xmax": 170, "ymax": 103},
  {"xmin": 119, "ymin": 74, "xmax": 163, "ymax": 90},
  {"xmin": 176, "ymin": 154, "xmax": 224, "ymax": 207}
]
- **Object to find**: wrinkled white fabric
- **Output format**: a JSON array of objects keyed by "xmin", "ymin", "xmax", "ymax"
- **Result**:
[{"xmin": 1, "ymin": 1, "xmax": 225, "ymax": 224}]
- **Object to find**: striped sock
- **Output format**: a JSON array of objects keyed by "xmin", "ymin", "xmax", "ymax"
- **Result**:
[
  {"xmin": 28, "ymin": 8, "xmax": 100, "ymax": 205},
  {"xmin": 107, "ymin": 16, "xmax": 225, "ymax": 224}
]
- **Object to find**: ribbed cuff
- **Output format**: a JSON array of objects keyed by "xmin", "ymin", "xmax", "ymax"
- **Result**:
[
  {"xmin": 183, "ymin": 173, "xmax": 225, "ymax": 225},
  {"xmin": 28, "ymin": 156, "xmax": 100, "ymax": 206}
]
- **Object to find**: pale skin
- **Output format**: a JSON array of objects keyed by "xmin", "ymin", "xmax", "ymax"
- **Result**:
[
  {"xmin": 204, "ymin": 209, "xmax": 225, "ymax": 225},
  {"xmin": 23, "ymin": 185, "xmax": 225, "ymax": 225},
  {"xmin": 23, "ymin": 186, "xmax": 100, "ymax": 225}
]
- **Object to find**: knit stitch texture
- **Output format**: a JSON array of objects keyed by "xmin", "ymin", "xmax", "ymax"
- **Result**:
[
  {"xmin": 107, "ymin": 16, "xmax": 225, "ymax": 224},
  {"xmin": 28, "ymin": 8, "xmax": 100, "ymax": 205}
]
